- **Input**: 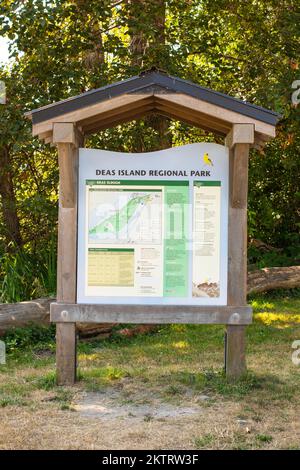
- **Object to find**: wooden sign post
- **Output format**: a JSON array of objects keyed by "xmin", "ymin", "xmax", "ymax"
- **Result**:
[
  {"xmin": 53, "ymin": 123, "xmax": 82, "ymax": 384},
  {"xmin": 226, "ymin": 126, "xmax": 253, "ymax": 377},
  {"xmin": 26, "ymin": 70, "xmax": 279, "ymax": 385}
]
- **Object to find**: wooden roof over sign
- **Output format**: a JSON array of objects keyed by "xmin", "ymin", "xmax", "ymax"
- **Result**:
[{"xmin": 25, "ymin": 68, "xmax": 280, "ymax": 149}]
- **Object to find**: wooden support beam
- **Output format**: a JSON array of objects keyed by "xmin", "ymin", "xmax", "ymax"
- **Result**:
[
  {"xmin": 156, "ymin": 99, "xmax": 231, "ymax": 134},
  {"xmin": 226, "ymin": 128, "xmax": 250, "ymax": 379},
  {"xmin": 44, "ymin": 136, "xmax": 53, "ymax": 144},
  {"xmin": 32, "ymin": 92, "xmax": 276, "ymax": 139},
  {"xmin": 157, "ymin": 94, "xmax": 276, "ymax": 138},
  {"xmin": 53, "ymin": 122, "xmax": 76, "ymax": 144},
  {"xmin": 57, "ymin": 143, "xmax": 76, "ymax": 208},
  {"xmin": 38, "ymin": 130, "xmax": 53, "ymax": 143},
  {"xmin": 56, "ymin": 323, "xmax": 77, "ymax": 385},
  {"xmin": 81, "ymin": 95, "xmax": 229, "ymax": 134},
  {"xmin": 84, "ymin": 111, "xmax": 154, "ymax": 134},
  {"xmin": 83, "ymin": 104, "xmax": 155, "ymax": 134},
  {"xmin": 55, "ymin": 123, "xmax": 82, "ymax": 385},
  {"xmin": 53, "ymin": 122, "xmax": 83, "ymax": 146},
  {"xmin": 251, "ymin": 142, "xmax": 264, "ymax": 151},
  {"xmin": 227, "ymin": 204, "xmax": 248, "ymax": 304},
  {"xmin": 251, "ymin": 132, "xmax": 272, "ymax": 151},
  {"xmin": 156, "ymin": 110, "xmax": 225, "ymax": 136},
  {"xmin": 225, "ymin": 123, "xmax": 254, "ymax": 149},
  {"xmin": 50, "ymin": 303, "xmax": 253, "ymax": 325},
  {"xmin": 32, "ymin": 94, "xmax": 150, "ymax": 136},
  {"xmin": 79, "ymin": 97, "xmax": 153, "ymax": 129},
  {"xmin": 231, "ymin": 143, "xmax": 249, "ymax": 208},
  {"xmin": 225, "ymin": 325, "xmax": 246, "ymax": 378}
]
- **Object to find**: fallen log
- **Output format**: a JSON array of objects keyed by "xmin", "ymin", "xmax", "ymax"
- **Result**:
[
  {"xmin": 77, "ymin": 322, "xmax": 115, "ymax": 338},
  {"xmin": 0, "ymin": 298, "xmax": 114, "ymax": 337},
  {"xmin": 0, "ymin": 266, "xmax": 299, "ymax": 335},
  {"xmin": 0, "ymin": 298, "xmax": 53, "ymax": 334},
  {"xmin": 247, "ymin": 265, "xmax": 300, "ymax": 294}
]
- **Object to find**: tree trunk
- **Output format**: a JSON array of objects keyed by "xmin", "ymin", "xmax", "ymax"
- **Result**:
[
  {"xmin": 72, "ymin": 0, "xmax": 106, "ymax": 90},
  {"xmin": 127, "ymin": 0, "xmax": 171, "ymax": 150},
  {"xmin": 127, "ymin": 0, "xmax": 149, "ymax": 68},
  {"xmin": 0, "ymin": 145, "xmax": 22, "ymax": 249}
]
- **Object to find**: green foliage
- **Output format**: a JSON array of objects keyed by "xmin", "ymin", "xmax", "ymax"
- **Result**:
[
  {"xmin": 251, "ymin": 287, "xmax": 300, "ymax": 301},
  {"xmin": 194, "ymin": 434, "xmax": 215, "ymax": 449},
  {"xmin": 255, "ymin": 434, "xmax": 273, "ymax": 443},
  {"xmin": 3, "ymin": 323, "xmax": 56, "ymax": 354},
  {"xmin": 0, "ymin": 238, "xmax": 57, "ymax": 302},
  {"xmin": 248, "ymin": 137, "xmax": 300, "ymax": 249},
  {"xmin": 0, "ymin": 395, "xmax": 27, "ymax": 407},
  {"xmin": 248, "ymin": 246, "xmax": 299, "ymax": 269},
  {"xmin": 78, "ymin": 366, "xmax": 126, "ymax": 389},
  {"xmin": 34, "ymin": 371, "xmax": 57, "ymax": 390}
]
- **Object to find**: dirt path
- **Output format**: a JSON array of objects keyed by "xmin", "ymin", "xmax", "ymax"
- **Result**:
[{"xmin": 1, "ymin": 385, "xmax": 300, "ymax": 450}]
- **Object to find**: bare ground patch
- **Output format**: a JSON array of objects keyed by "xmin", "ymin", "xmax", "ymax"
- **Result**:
[{"xmin": 0, "ymin": 380, "xmax": 300, "ymax": 450}]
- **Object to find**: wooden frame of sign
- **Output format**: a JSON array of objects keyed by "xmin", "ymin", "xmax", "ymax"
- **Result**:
[{"xmin": 26, "ymin": 70, "xmax": 279, "ymax": 385}]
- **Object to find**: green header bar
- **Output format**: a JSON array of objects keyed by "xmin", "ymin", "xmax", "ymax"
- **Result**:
[
  {"xmin": 88, "ymin": 248, "xmax": 134, "ymax": 253},
  {"xmin": 194, "ymin": 181, "xmax": 221, "ymax": 187},
  {"xmin": 86, "ymin": 180, "xmax": 189, "ymax": 187},
  {"xmin": 89, "ymin": 188, "xmax": 161, "ymax": 192}
]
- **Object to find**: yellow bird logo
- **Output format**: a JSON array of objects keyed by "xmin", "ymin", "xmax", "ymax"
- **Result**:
[{"xmin": 203, "ymin": 152, "xmax": 214, "ymax": 166}]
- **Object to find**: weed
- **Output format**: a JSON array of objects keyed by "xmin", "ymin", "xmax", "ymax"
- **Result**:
[
  {"xmin": 195, "ymin": 434, "xmax": 214, "ymax": 448},
  {"xmin": 4, "ymin": 324, "xmax": 56, "ymax": 354},
  {"xmin": 255, "ymin": 434, "xmax": 273, "ymax": 444},
  {"xmin": 35, "ymin": 371, "xmax": 57, "ymax": 390},
  {"xmin": 165, "ymin": 385, "xmax": 182, "ymax": 396}
]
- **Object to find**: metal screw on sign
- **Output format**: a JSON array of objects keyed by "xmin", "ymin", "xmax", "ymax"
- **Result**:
[
  {"xmin": 230, "ymin": 312, "xmax": 241, "ymax": 324},
  {"xmin": 61, "ymin": 310, "xmax": 69, "ymax": 320}
]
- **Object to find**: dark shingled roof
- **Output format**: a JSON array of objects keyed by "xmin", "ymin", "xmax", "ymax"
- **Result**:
[{"xmin": 27, "ymin": 69, "xmax": 280, "ymax": 126}]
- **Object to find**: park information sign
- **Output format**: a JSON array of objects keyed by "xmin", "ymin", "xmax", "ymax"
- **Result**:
[{"xmin": 77, "ymin": 143, "xmax": 229, "ymax": 305}]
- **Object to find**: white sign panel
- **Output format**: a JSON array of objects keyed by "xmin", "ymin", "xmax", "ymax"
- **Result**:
[{"xmin": 77, "ymin": 143, "xmax": 228, "ymax": 305}]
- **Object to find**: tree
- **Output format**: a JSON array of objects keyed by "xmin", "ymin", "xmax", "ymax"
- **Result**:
[
  {"xmin": 0, "ymin": 70, "xmax": 24, "ymax": 249},
  {"xmin": 0, "ymin": 0, "xmax": 299, "ymax": 300}
]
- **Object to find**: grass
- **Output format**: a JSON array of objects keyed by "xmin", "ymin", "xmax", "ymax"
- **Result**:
[
  {"xmin": 255, "ymin": 434, "xmax": 273, "ymax": 443},
  {"xmin": 0, "ymin": 289, "xmax": 300, "ymax": 449},
  {"xmin": 195, "ymin": 433, "xmax": 215, "ymax": 448}
]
